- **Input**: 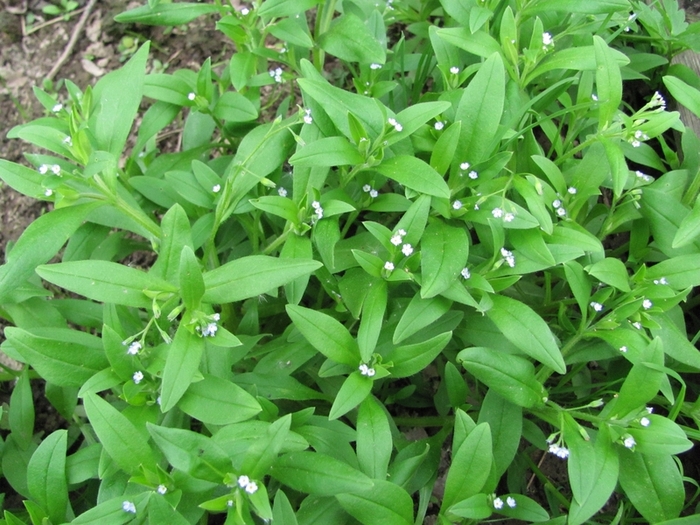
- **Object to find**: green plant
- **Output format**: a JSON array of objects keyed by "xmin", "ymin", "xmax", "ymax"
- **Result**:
[
  {"xmin": 1, "ymin": 0, "xmax": 700, "ymax": 523},
  {"xmin": 42, "ymin": 0, "xmax": 79, "ymax": 21}
]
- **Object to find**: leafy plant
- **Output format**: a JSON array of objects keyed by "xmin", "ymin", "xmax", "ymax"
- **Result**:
[{"xmin": 1, "ymin": 0, "xmax": 700, "ymax": 523}]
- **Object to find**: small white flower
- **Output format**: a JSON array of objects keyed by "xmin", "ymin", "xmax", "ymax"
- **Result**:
[
  {"xmin": 369, "ymin": 189, "xmax": 378, "ymax": 198},
  {"xmin": 44, "ymin": 189, "xmax": 53, "ymax": 197},
  {"xmin": 202, "ymin": 322, "xmax": 218, "ymax": 337},
  {"xmin": 640, "ymin": 417, "xmax": 650, "ymax": 427},
  {"xmin": 390, "ymin": 234, "xmax": 403, "ymax": 246},
  {"xmin": 366, "ymin": 367, "xmax": 376, "ymax": 377},
  {"xmin": 359, "ymin": 364, "xmax": 369, "ymax": 375},
  {"xmin": 39, "ymin": 164, "xmax": 49, "ymax": 174},
  {"xmin": 277, "ymin": 187, "xmax": 288, "ymax": 197},
  {"xmin": 591, "ymin": 94, "xmax": 599, "ymax": 102},
  {"xmin": 548, "ymin": 443, "xmax": 569, "ymax": 459},
  {"xmin": 450, "ymin": 66, "xmax": 460, "ymax": 75},
  {"xmin": 590, "ymin": 301, "xmax": 603, "ymax": 312},
  {"xmin": 646, "ymin": 406, "xmax": 654, "ymax": 413},
  {"xmin": 542, "ymin": 32, "xmax": 554, "ymax": 46},
  {"xmin": 245, "ymin": 481, "xmax": 258, "ymax": 494},
  {"xmin": 620, "ymin": 346, "xmax": 628, "ymax": 353},
  {"xmin": 632, "ymin": 321, "xmax": 642, "ymax": 330},
  {"xmin": 492, "ymin": 207, "xmax": 504, "ymax": 218},
  {"xmin": 157, "ymin": 485, "xmax": 167, "ymax": 494},
  {"xmin": 501, "ymin": 247, "xmax": 512, "ymax": 258},
  {"xmin": 631, "ymin": 139, "xmax": 641, "ymax": 148},
  {"xmin": 642, "ymin": 299, "xmax": 653, "ymax": 310},
  {"xmin": 397, "ymin": 229, "xmax": 407, "ymax": 236},
  {"xmin": 213, "ymin": 313, "xmax": 220, "ymax": 321},
  {"xmin": 363, "ymin": 184, "xmax": 372, "ymax": 192},
  {"xmin": 63, "ymin": 136, "xmax": 73, "ymax": 146},
  {"xmin": 187, "ymin": 92, "xmax": 196, "ymax": 101},
  {"xmin": 312, "ymin": 200, "xmax": 321, "ymax": 209},
  {"xmin": 269, "ymin": 67, "xmax": 283, "ymax": 83},
  {"xmin": 506, "ymin": 496, "xmax": 516, "ymax": 508},
  {"xmin": 434, "ymin": 121, "xmax": 444, "ymax": 131},
  {"xmin": 133, "ymin": 371, "xmax": 144, "ymax": 384},
  {"xmin": 556, "ymin": 207, "xmax": 567, "ymax": 217},
  {"xmin": 52, "ymin": 103, "xmax": 63, "ymax": 112},
  {"xmin": 156, "ymin": 396, "xmax": 161, "ymax": 405},
  {"xmin": 238, "ymin": 475, "xmax": 251, "ymax": 488},
  {"xmin": 504, "ymin": 212, "xmax": 515, "ymax": 223},
  {"xmin": 653, "ymin": 277, "xmax": 668, "ymax": 285},
  {"xmin": 303, "ymin": 108, "xmax": 313, "ymax": 125},
  {"xmin": 459, "ymin": 161, "xmax": 470, "ymax": 171},
  {"xmin": 401, "ymin": 244, "xmax": 413, "ymax": 256},
  {"xmin": 122, "ymin": 501, "xmax": 137, "ymax": 513},
  {"xmin": 51, "ymin": 164, "xmax": 61, "ymax": 175},
  {"xmin": 650, "ymin": 91, "xmax": 666, "ymax": 110},
  {"xmin": 127, "ymin": 341, "xmax": 141, "ymax": 355},
  {"xmin": 212, "ymin": 184, "xmax": 221, "ymax": 193},
  {"xmin": 461, "ymin": 267, "xmax": 471, "ymax": 279},
  {"xmin": 227, "ymin": 499, "xmax": 234, "ymax": 507},
  {"xmin": 387, "ymin": 117, "xmax": 403, "ymax": 132},
  {"xmin": 240, "ymin": 7, "xmax": 250, "ymax": 15},
  {"xmin": 370, "ymin": 63, "xmax": 382, "ymax": 70},
  {"xmin": 452, "ymin": 200, "xmax": 463, "ymax": 210},
  {"xmin": 623, "ymin": 435, "xmax": 636, "ymax": 449},
  {"xmin": 493, "ymin": 497, "xmax": 504, "ymax": 510},
  {"xmin": 468, "ymin": 170, "xmax": 478, "ymax": 180},
  {"xmin": 567, "ymin": 186, "xmax": 577, "ymax": 194},
  {"xmin": 552, "ymin": 199, "xmax": 562, "ymax": 208},
  {"xmin": 384, "ymin": 261, "xmax": 395, "ymax": 271}
]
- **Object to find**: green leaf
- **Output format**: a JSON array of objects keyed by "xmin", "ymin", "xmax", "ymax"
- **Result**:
[
  {"xmin": 651, "ymin": 311, "xmax": 700, "ymax": 370},
  {"xmin": 664, "ymin": 75, "xmax": 700, "ymax": 120},
  {"xmin": 72, "ymin": 493, "xmax": 150, "ymax": 524},
  {"xmin": 528, "ymin": 46, "xmax": 629, "ymax": 84},
  {"xmin": 387, "ymin": 332, "xmax": 452, "ymax": 378},
  {"xmin": 286, "ymin": 305, "xmax": 359, "ymax": 367},
  {"xmin": 27, "ymin": 430, "xmax": 68, "ymax": 525},
  {"xmin": 271, "ymin": 451, "xmax": 374, "ymax": 496},
  {"xmin": 6, "ymin": 327, "xmax": 108, "ymax": 388},
  {"xmin": 250, "ymin": 195, "xmax": 300, "ymax": 224},
  {"xmin": 212, "ymin": 91, "xmax": 258, "ymax": 122},
  {"xmin": 9, "ymin": 370, "xmax": 34, "ymax": 447},
  {"xmin": 619, "ymin": 450, "xmax": 684, "ymax": 523},
  {"xmin": 627, "ymin": 415, "xmax": 693, "ymax": 456},
  {"xmin": 160, "ymin": 323, "xmax": 205, "ymax": 412},
  {"xmin": 357, "ymin": 279, "xmax": 387, "ymax": 362},
  {"xmin": 486, "ymin": 295, "xmax": 565, "ymax": 373},
  {"xmin": 269, "ymin": 18, "xmax": 314, "ymax": 48},
  {"xmin": 601, "ymin": 136, "xmax": 628, "ymax": 198},
  {"xmin": 83, "ymin": 392, "xmax": 156, "ymax": 475},
  {"xmin": 89, "ymin": 43, "xmax": 149, "ymax": 157},
  {"xmin": 647, "ymin": 254, "xmax": 700, "ymax": 289},
  {"xmin": 203, "ymin": 256, "xmax": 322, "ymax": 304},
  {"xmin": 356, "ymin": 396, "xmax": 392, "ymax": 479},
  {"xmin": 114, "ymin": 3, "xmax": 219, "ymax": 24},
  {"xmin": 0, "ymin": 159, "xmax": 44, "ymax": 197},
  {"xmin": 36, "ymin": 261, "xmax": 176, "ymax": 308},
  {"xmin": 329, "ymin": 372, "xmax": 373, "ymax": 420},
  {"xmin": 258, "ymin": 0, "xmax": 322, "ymax": 19},
  {"xmin": 147, "ymin": 494, "xmax": 190, "ymax": 525},
  {"xmin": 0, "ymin": 203, "xmax": 100, "ymax": 303},
  {"xmin": 393, "ymin": 294, "xmax": 452, "ymax": 344},
  {"xmin": 477, "ymin": 390, "xmax": 522, "ymax": 479},
  {"xmin": 273, "ymin": 490, "xmax": 299, "ymax": 525},
  {"xmin": 431, "ymin": 121, "xmax": 462, "ymax": 175},
  {"xmin": 523, "ymin": 0, "xmax": 628, "ymax": 14},
  {"xmin": 336, "ymin": 480, "xmax": 414, "ymax": 525},
  {"xmin": 586, "ymin": 257, "xmax": 630, "ymax": 292},
  {"xmin": 373, "ymin": 156, "xmax": 450, "ymax": 199},
  {"xmin": 392, "ymin": 101, "xmax": 452, "ymax": 145},
  {"xmin": 318, "ymin": 13, "xmax": 385, "ymax": 64},
  {"xmin": 673, "ymin": 194, "xmax": 700, "ymax": 248},
  {"xmin": 178, "ymin": 374, "xmax": 262, "ymax": 425},
  {"xmin": 454, "ymin": 52, "xmax": 505, "ymax": 164},
  {"xmin": 290, "ymin": 136, "xmax": 364, "ymax": 167},
  {"xmin": 457, "ymin": 347, "xmax": 547, "ymax": 408},
  {"xmin": 281, "ymin": 234, "xmax": 314, "ymax": 305},
  {"xmin": 594, "ymin": 35, "xmax": 622, "ymax": 129},
  {"xmin": 420, "ymin": 219, "xmax": 469, "ymax": 298},
  {"xmin": 435, "ymin": 27, "xmax": 502, "ymax": 59},
  {"xmin": 240, "ymin": 414, "xmax": 292, "ymax": 479},
  {"xmin": 179, "ymin": 246, "xmax": 204, "ymax": 312},
  {"xmin": 564, "ymin": 261, "xmax": 592, "ymax": 314},
  {"xmin": 442, "ymin": 423, "xmax": 492, "ymax": 509}
]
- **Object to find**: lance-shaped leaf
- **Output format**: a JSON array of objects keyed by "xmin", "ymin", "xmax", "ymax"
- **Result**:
[
  {"xmin": 203, "ymin": 256, "xmax": 322, "ymax": 304},
  {"xmin": 393, "ymin": 295, "xmax": 452, "ymax": 344},
  {"xmin": 289, "ymin": 136, "xmax": 364, "ymax": 167},
  {"xmin": 286, "ymin": 304, "xmax": 359, "ymax": 366},
  {"xmin": 151, "ymin": 204, "xmax": 193, "ymax": 284},
  {"xmin": 336, "ymin": 480, "xmax": 414, "ymax": 525},
  {"xmin": 114, "ymin": 2, "xmax": 219, "ymax": 24},
  {"xmin": 594, "ymin": 35, "xmax": 622, "ymax": 130},
  {"xmin": 356, "ymin": 396, "xmax": 392, "ymax": 481},
  {"xmin": 36, "ymin": 261, "xmax": 176, "ymax": 308},
  {"xmin": 357, "ymin": 279, "xmax": 387, "ymax": 362},
  {"xmin": 270, "ymin": 451, "xmax": 374, "ymax": 496},
  {"xmin": 486, "ymin": 295, "xmax": 565, "ymax": 373},
  {"xmin": 83, "ymin": 392, "xmax": 156, "ymax": 475},
  {"xmin": 374, "ymin": 156, "xmax": 450, "ymax": 199},
  {"xmin": 329, "ymin": 372, "xmax": 374, "ymax": 421},
  {"xmin": 387, "ymin": 332, "xmax": 452, "ymax": 378},
  {"xmin": 178, "ymin": 374, "xmax": 262, "ymax": 425},
  {"xmin": 160, "ymin": 324, "xmax": 205, "ymax": 412},
  {"xmin": 442, "ymin": 423, "xmax": 493, "ymax": 510},
  {"xmin": 27, "ymin": 430, "xmax": 68, "ymax": 525},
  {"xmin": 0, "ymin": 202, "xmax": 101, "ymax": 303},
  {"xmin": 179, "ymin": 246, "xmax": 204, "ymax": 312},
  {"xmin": 6, "ymin": 327, "xmax": 108, "ymax": 388},
  {"xmin": 457, "ymin": 347, "xmax": 547, "ymax": 408},
  {"xmin": 420, "ymin": 220, "xmax": 468, "ymax": 298},
  {"xmin": 586, "ymin": 257, "xmax": 630, "ymax": 292},
  {"xmin": 240, "ymin": 414, "xmax": 292, "ymax": 479},
  {"xmin": 318, "ymin": 13, "xmax": 386, "ymax": 64}
]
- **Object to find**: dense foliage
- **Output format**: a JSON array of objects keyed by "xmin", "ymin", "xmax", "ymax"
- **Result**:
[{"xmin": 1, "ymin": 0, "xmax": 700, "ymax": 523}]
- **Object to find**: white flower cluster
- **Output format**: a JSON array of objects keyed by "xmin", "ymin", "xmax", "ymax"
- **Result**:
[
  {"xmin": 640, "ymin": 416, "xmax": 651, "ymax": 427},
  {"xmin": 461, "ymin": 267, "xmax": 470, "ymax": 279},
  {"xmin": 363, "ymin": 184, "xmax": 378, "ymax": 198},
  {"xmin": 370, "ymin": 63, "xmax": 382, "ymax": 70},
  {"xmin": 359, "ymin": 363, "xmax": 376, "ymax": 377},
  {"xmin": 240, "ymin": 6, "xmax": 250, "ymax": 15},
  {"xmin": 434, "ymin": 121, "xmax": 444, "ymax": 131},
  {"xmin": 237, "ymin": 475, "xmax": 259, "ymax": 494},
  {"xmin": 493, "ymin": 496, "xmax": 517, "ymax": 510},
  {"xmin": 622, "ymin": 435, "xmax": 636, "ymax": 449},
  {"xmin": 52, "ymin": 103, "xmax": 63, "ymax": 112},
  {"xmin": 39, "ymin": 164, "xmax": 62, "ymax": 176},
  {"xmin": 303, "ymin": 108, "xmax": 313, "ymax": 125},
  {"xmin": 126, "ymin": 341, "xmax": 141, "ymax": 355},
  {"xmin": 384, "ymin": 261, "xmax": 394, "ymax": 272},
  {"xmin": 133, "ymin": 371, "xmax": 144, "ymax": 384},
  {"xmin": 650, "ymin": 91, "xmax": 666, "ymax": 111},
  {"xmin": 450, "ymin": 66, "xmax": 460, "ymax": 75},
  {"xmin": 635, "ymin": 170, "xmax": 654, "ymax": 184},
  {"xmin": 269, "ymin": 67, "xmax": 283, "ymax": 83},
  {"xmin": 492, "ymin": 207, "xmax": 515, "ymax": 223},
  {"xmin": 157, "ymin": 484, "xmax": 167, "ymax": 494},
  {"xmin": 277, "ymin": 187, "xmax": 288, "ymax": 197},
  {"xmin": 452, "ymin": 200, "xmax": 462, "ymax": 210},
  {"xmin": 629, "ymin": 129, "xmax": 649, "ymax": 148},
  {"xmin": 552, "ymin": 198, "xmax": 567, "ymax": 217},
  {"xmin": 311, "ymin": 200, "xmax": 323, "ymax": 221},
  {"xmin": 548, "ymin": 442, "xmax": 570, "ymax": 458},
  {"xmin": 590, "ymin": 301, "xmax": 603, "ymax": 312},
  {"xmin": 196, "ymin": 313, "xmax": 220, "ymax": 338},
  {"xmin": 459, "ymin": 161, "xmax": 478, "ymax": 179},
  {"xmin": 642, "ymin": 298, "xmax": 653, "ymax": 310},
  {"xmin": 653, "ymin": 277, "xmax": 668, "ymax": 285},
  {"xmin": 212, "ymin": 184, "xmax": 221, "ymax": 193},
  {"xmin": 122, "ymin": 501, "xmax": 137, "ymax": 514},
  {"xmin": 542, "ymin": 32, "xmax": 554, "ymax": 50},
  {"xmin": 624, "ymin": 13, "xmax": 637, "ymax": 32},
  {"xmin": 620, "ymin": 345, "xmax": 628, "ymax": 353},
  {"xmin": 387, "ymin": 117, "xmax": 403, "ymax": 132},
  {"xmin": 390, "ymin": 228, "xmax": 407, "ymax": 246},
  {"xmin": 187, "ymin": 92, "xmax": 196, "ymax": 101},
  {"xmin": 500, "ymin": 247, "xmax": 516, "ymax": 268}
]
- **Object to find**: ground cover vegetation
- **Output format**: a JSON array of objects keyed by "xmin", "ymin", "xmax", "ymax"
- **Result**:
[{"xmin": 1, "ymin": 0, "xmax": 700, "ymax": 523}]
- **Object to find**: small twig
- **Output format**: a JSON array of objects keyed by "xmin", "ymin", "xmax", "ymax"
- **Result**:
[
  {"xmin": 23, "ymin": 5, "xmax": 88, "ymax": 37},
  {"xmin": 46, "ymin": 0, "xmax": 98, "ymax": 81},
  {"xmin": 526, "ymin": 451, "xmax": 548, "ymax": 491}
]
